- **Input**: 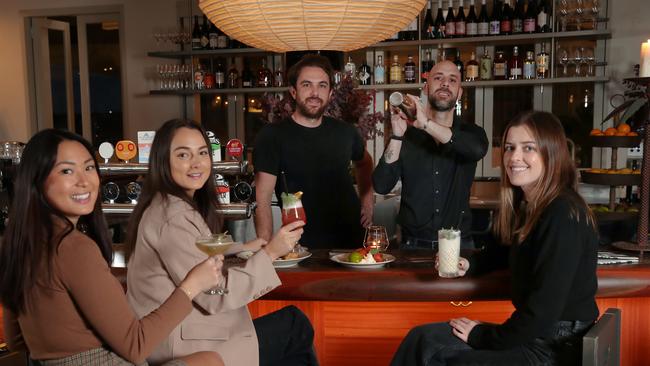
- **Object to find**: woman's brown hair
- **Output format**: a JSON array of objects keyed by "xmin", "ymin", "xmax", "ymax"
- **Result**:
[
  {"xmin": 494, "ymin": 111, "xmax": 596, "ymax": 245},
  {"xmin": 124, "ymin": 119, "xmax": 221, "ymax": 259}
]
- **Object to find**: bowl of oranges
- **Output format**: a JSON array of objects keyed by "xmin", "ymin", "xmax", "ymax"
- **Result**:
[{"xmin": 589, "ymin": 123, "xmax": 641, "ymax": 147}]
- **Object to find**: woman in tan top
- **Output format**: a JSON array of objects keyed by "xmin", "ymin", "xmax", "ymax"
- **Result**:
[
  {"xmin": 0, "ymin": 129, "xmax": 224, "ymax": 366},
  {"xmin": 125, "ymin": 119, "xmax": 317, "ymax": 366}
]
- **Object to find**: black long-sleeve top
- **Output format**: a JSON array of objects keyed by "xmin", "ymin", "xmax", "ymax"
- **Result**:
[
  {"xmin": 372, "ymin": 117, "xmax": 488, "ymax": 239},
  {"xmin": 467, "ymin": 191, "xmax": 599, "ymax": 350}
]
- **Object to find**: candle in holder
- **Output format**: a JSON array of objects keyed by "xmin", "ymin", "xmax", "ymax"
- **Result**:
[
  {"xmin": 641, "ymin": 39, "xmax": 650, "ymax": 78},
  {"xmin": 363, "ymin": 226, "xmax": 389, "ymax": 251}
]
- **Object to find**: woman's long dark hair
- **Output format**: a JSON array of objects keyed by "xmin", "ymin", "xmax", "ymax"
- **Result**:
[
  {"xmin": 125, "ymin": 119, "xmax": 221, "ymax": 259},
  {"xmin": 0, "ymin": 129, "xmax": 112, "ymax": 314}
]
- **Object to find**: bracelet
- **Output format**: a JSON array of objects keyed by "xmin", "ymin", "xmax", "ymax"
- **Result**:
[
  {"xmin": 390, "ymin": 135, "xmax": 404, "ymax": 141},
  {"xmin": 178, "ymin": 286, "xmax": 192, "ymax": 300}
]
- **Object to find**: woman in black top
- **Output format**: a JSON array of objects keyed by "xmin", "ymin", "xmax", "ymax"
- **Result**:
[{"xmin": 390, "ymin": 111, "xmax": 599, "ymax": 366}]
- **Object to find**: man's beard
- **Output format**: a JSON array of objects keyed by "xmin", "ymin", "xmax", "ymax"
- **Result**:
[
  {"xmin": 296, "ymin": 97, "xmax": 328, "ymax": 119},
  {"xmin": 428, "ymin": 89, "xmax": 457, "ymax": 112}
]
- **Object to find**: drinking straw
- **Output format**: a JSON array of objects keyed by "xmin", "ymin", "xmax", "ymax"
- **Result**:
[
  {"xmin": 280, "ymin": 170, "xmax": 289, "ymax": 195},
  {"xmin": 456, "ymin": 210, "xmax": 465, "ymax": 232}
]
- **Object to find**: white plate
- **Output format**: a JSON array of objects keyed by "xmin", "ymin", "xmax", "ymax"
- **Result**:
[
  {"xmin": 330, "ymin": 253, "xmax": 396, "ymax": 269},
  {"xmin": 273, "ymin": 251, "xmax": 312, "ymax": 268}
]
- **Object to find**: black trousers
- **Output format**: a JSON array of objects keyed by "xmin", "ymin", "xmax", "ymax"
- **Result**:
[
  {"xmin": 390, "ymin": 321, "xmax": 590, "ymax": 366},
  {"xmin": 253, "ymin": 305, "xmax": 318, "ymax": 366}
]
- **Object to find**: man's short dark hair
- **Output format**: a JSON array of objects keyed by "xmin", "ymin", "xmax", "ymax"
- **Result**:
[{"xmin": 287, "ymin": 54, "xmax": 335, "ymax": 89}]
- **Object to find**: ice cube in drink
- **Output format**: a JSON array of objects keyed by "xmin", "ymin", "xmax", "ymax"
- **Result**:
[{"xmin": 438, "ymin": 229, "xmax": 461, "ymax": 278}]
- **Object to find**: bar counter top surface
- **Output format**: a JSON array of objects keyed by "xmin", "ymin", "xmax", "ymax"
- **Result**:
[{"xmin": 112, "ymin": 249, "xmax": 650, "ymax": 301}]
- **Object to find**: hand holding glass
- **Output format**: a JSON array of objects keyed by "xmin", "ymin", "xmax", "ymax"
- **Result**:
[
  {"xmin": 195, "ymin": 233, "xmax": 235, "ymax": 295},
  {"xmin": 281, "ymin": 192, "xmax": 306, "ymax": 253}
]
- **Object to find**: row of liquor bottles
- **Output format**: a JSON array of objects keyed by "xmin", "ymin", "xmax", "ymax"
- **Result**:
[
  {"xmin": 395, "ymin": 0, "xmax": 555, "ymax": 41},
  {"xmin": 346, "ymin": 45, "xmax": 554, "ymax": 85},
  {"xmin": 190, "ymin": 15, "xmax": 248, "ymax": 50},
  {"xmin": 192, "ymin": 58, "xmax": 284, "ymax": 90}
]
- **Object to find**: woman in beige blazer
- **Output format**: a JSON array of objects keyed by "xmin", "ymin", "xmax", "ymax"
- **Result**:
[{"xmin": 125, "ymin": 119, "xmax": 317, "ymax": 366}]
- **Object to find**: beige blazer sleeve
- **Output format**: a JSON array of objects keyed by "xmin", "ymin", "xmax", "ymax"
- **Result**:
[{"xmin": 154, "ymin": 208, "xmax": 281, "ymax": 314}]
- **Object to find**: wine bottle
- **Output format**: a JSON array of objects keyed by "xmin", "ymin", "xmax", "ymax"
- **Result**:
[
  {"xmin": 536, "ymin": 0, "xmax": 551, "ymax": 33},
  {"xmin": 489, "ymin": 0, "xmax": 501, "ymax": 36},
  {"xmin": 466, "ymin": 0, "xmax": 478, "ymax": 36},
  {"xmin": 241, "ymin": 61, "xmax": 254, "ymax": 87},
  {"xmin": 423, "ymin": 0, "xmax": 436, "ymax": 40},
  {"xmin": 493, "ymin": 50, "xmax": 507, "ymax": 80},
  {"xmin": 359, "ymin": 60, "xmax": 372, "ymax": 85},
  {"xmin": 536, "ymin": 43, "xmax": 549, "ymax": 78},
  {"xmin": 390, "ymin": 55, "xmax": 403, "ymax": 84},
  {"xmin": 214, "ymin": 60, "xmax": 225, "ymax": 89},
  {"xmin": 453, "ymin": 49, "xmax": 464, "ymax": 79},
  {"xmin": 374, "ymin": 55, "xmax": 386, "ymax": 85},
  {"xmin": 434, "ymin": 0, "xmax": 447, "ymax": 38},
  {"xmin": 455, "ymin": 0, "xmax": 467, "ymax": 37},
  {"xmin": 404, "ymin": 55, "xmax": 417, "ymax": 83},
  {"xmin": 479, "ymin": 48, "xmax": 492, "ymax": 80},
  {"xmin": 227, "ymin": 57, "xmax": 239, "ymax": 88},
  {"xmin": 465, "ymin": 51, "xmax": 479, "ymax": 81},
  {"xmin": 477, "ymin": 0, "xmax": 489, "ymax": 36},
  {"xmin": 208, "ymin": 21, "xmax": 218, "ymax": 50},
  {"xmin": 523, "ymin": 0, "xmax": 537, "ymax": 33},
  {"xmin": 257, "ymin": 58, "xmax": 272, "ymax": 87},
  {"xmin": 445, "ymin": 0, "xmax": 456, "ymax": 38},
  {"xmin": 500, "ymin": 0, "xmax": 513, "ymax": 35},
  {"xmin": 200, "ymin": 16, "xmax": 210, "ymax": 49},
  {"xmin": 421, "ymin": 50, "xmax": 435, "ymax": 82},
  {"xmin": 191, "ymin": 16, "xmax": 202, "ymax": 50},
  {"xmin": 512, "ymin": 0, "xmax": 524, "ymax": 33},
  {"xmin": 509, "ymin": 46, "xmax": 523, "ymax": 79}
]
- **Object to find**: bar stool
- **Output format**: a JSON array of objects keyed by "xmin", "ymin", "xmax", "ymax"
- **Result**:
[{"xmin": 582, "ymin": 308, "xmax": 621, "ymax": 366}]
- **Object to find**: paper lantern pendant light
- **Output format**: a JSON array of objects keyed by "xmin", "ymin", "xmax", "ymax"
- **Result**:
[{"xmin": 199, "ymin": 0, "xmax": 427, "ymax": 53}]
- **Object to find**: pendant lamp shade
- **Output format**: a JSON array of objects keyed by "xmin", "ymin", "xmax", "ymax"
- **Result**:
[{"xmin": 199, "ymin": 0, "xmax": 427, "ymax": 53}]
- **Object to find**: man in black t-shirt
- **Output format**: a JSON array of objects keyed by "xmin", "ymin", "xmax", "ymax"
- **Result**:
[{"xmin": 253, "ymin": 55, "xmax": 374, "ymax": 249}]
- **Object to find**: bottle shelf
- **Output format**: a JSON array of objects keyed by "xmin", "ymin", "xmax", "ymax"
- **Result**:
[
  {"xmin": 371, "ymin": 30, "xmax": 611, "ymax": 49},
  {"xmin": 357, "ymin": 76, "xmax": 609, "ymax": 90},
  {"xmin": 99, "ymin": 161, "xmax": 247, "ymax": 176},
  {"xmin": 150, "ymin": 87, "xmax": 288, "ymax": 95},
  {"xmin": 102, "ymin": 202, "xmax": 253, "ymax": 219},
  {"xmin": 588, "ymin": 136, "xmax": 642, "ymax": 148},
  {"xmin": 580, "ymin": 171, "xmax": 642, "ymax": 186},
  {"xmin": 148, "ymin": 48, "xmax": 268, "ymax": 59}
]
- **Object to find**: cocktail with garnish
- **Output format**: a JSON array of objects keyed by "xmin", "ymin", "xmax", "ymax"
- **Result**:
[{"xmin": 280, "ymin": 191, "xmax": 306, "ymax": 226}]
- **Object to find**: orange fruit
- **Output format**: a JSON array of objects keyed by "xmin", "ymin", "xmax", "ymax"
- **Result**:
[
  {"xmin": 589, "ymin": 128, "xmax": 602, "ymax": 136},
  {"xmin": 615, "ymin": 131, "xmax": 628, "ymax": 136},
  {"xmin": 604, "ymin": 127, "xmax": 617, "ymax": 136},
  {"xmin": 627, "ymin": 131, "xmax": 639, "ymax": 136},
  {"xmin": 617, "ymin": 123, "xmax": 631, "ymax": 134}
]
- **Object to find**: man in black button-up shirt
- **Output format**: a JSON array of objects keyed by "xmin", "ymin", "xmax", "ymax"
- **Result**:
[{"xmin": 373, "ymin": 61, "xmax": 488, "ymax": 249}]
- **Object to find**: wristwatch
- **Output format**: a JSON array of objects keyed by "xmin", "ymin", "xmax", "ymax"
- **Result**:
[{"xmin": 390, "ymin": 135, "xmax": 404, "ymax": 141}]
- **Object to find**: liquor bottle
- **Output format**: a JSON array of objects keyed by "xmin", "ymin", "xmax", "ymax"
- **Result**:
[
  {"xmin": 404, "ymin": 55, "xmax": 417, "ymax": 83},
  {"xmin": 453, "ymin": 49, "xmax": 464, "ymax": 79},
  {"xmin": 465, "ymin": 51, "xmax": 479, "ymax": 81},
  {"xmin": 344, "ymin": 56, "xmax": 357, "ymax": 79},
  {"xmin": 359, "ymin": 60, "xmax": 372, "ymax": 85},
  {"xmin": 422, "ymin": 0, "xmax": 436, "ymax": 40},
  {"xmin": 273, "ymin": 66, "xmax": 284, "ymax": 87},
  {"xmin": 536, "ymin": 0, "xmax": 551, "ymax": 33},
  {"xmin": 493, "ymin": 50, "xmax": 507, "ymax": 80},
  {"xmin": 536, "ymin": 43, "xmax": 549, "ymax": 78},
  {"xmin": 489, "ymin": 0, "xmax": 501, "ymax": 36},
  {"xmin": 466, "ymin": 0, "xmax": 478, "ymax": 36},
  {"xmin": 500, "ymin": 0, "xmax": 513, "ymax": 35},
  {"xmin": 241, "ymin": 61, "xmax": 254, "ymax": 87},
  {"xmin": 208, "ymin": 21, "xmax": 218, "ymax": 50},
  {"xmin": 191, "ymin": 16, "xmax": 202, "ymax": 50},
  {"xmin": 407, "ymin": 17, "xmax": 419, "ymax": 40},
  {"xmin": 227, "ymin": 57, "xmax": 239, "ymax": 88},
  {"xmin": 523, "ymin": 0, "xmax": 537, "ymax": 33},
  {"xmin": 455, "ymin": 0, "xmax": 467, "ymax": 37},
  {"xmin": 257, "ymin": 58, "xmax": 272, "ymax": 87},
  {"xmin": 214, "ymin": 60, "xmax": 226, "ymax": 89},
  {"xmin": 512, "ymin": 0, "xmax": 524, "ymax": 33},
  {"xmin": 434, "ymin": 0, "xmax": 447, "ymax": 38},
  {"xmin": 390, "ymin": 55, "xmax": 403, "ymax": 84},
  {"xmin": 200, "ymin": 16, "xmax": 210, "ymax": 49},
  {"xmin": 217, "ymin": 25, "xmax": 229, "ymax": 49},
  {"xmin": 479, "ymin": 49, "xmax": 492, "ymax": 80},
  {"xmin": 421, "ymin": 50, "xmax": 435, "ymax": 82},
  {"xmin": 438, "ymin": 46, "xmax": 447, "ymax": 63},
  {"xmin": 445, "ymin": 0, "xmax": 456, "ymax": 38},
  {"xmin": 194, "ymin": 63, "xmax": 205, "ymax": 89},
  {"xmin": 477, "ymin": 0, "xmax": 489, "ymax": 36},
  {"xmin": 523, "ymin": 50, "xmax": 535, "ymax": 79},
  {"xmin": 374, "ymin": 55, "xmax": 386, "ymax": 85},
  {"xmin": 509, "ymin": 46, "xmax": 523, "ymax": 79}
]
